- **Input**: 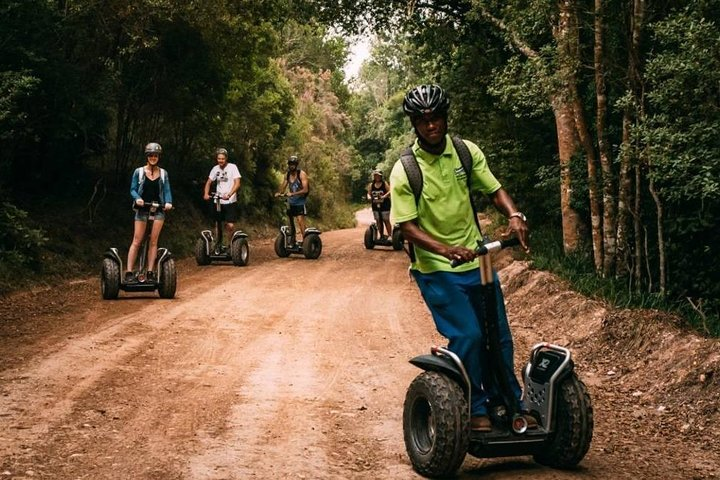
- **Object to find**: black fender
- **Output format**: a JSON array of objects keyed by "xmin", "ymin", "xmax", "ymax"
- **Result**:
[
  {"xmin": 410, "ymin": 354, "xmax": 469, "ymax": 395},
  {"xmin": 199, "ymin": 230, "xmax": 213, "ymax": 255},
  {"xmin": 303, "ymin": 227, "xmax": 321, "ymax": 235},
  {"xmin": 103, "ymin": 248, "xmax": 123, "ymax": 268},
  {"xmin": 157, "ymin": 247, "xmax": 173, "ymax": 265},
  {"xmin": 232, "ymin": 231, "xmax": 248, "ymax": 240}
]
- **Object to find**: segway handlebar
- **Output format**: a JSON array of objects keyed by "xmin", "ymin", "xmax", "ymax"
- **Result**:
[
  {"xmin": 450, "ymin": 237, "xmax": 521, "ymax": 268},
  {"xmin": 134, "ymin": 201, "xmax": 168, "ymax": 212}
]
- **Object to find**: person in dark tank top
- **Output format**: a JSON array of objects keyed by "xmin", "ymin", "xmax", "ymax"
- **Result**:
[
  {"xmin": 366, "ymin": 170, "xmax": 392, "ymax": 240},
  {"xmin": 275, "ymin": 155, "xmax": 311, "ymax": 244}
]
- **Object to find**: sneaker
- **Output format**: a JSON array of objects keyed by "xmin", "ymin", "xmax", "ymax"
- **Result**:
[
  {"xmin": 147, "ymin": 271, "xmax": 156, "ymax": 283},
  {"xmin": 470, "ymin": 415, "xmax": 492, "ymax": 432},
  {"xmin": 124, "ymin": 271, "xmax": 135, "ymax": 284},
  {"xmin": 524, "ymin": 414, "xmax": 539, "ymax": 429}
]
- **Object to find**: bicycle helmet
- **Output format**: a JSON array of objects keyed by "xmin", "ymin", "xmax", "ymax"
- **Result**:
[
  {"xmin": 216, "ymin": 147, "xmax": 228, "ymax": 157},
  {"xmin": 372, "ymin": 169, "xmax": 383, "ymax": 177},
  {"xmin": 402, "ymin": 84, "xmax": 450, "ymax": 118},
  {"xmin": 288, "ymin": 155, "xmax": 299, "ymax": 165},
  {"xmin": 144, "ymin": 142, "xmax": 162, "ymax": 155}
]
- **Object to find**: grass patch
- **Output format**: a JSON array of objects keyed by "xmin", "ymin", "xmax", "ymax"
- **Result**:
[{"xmin": 526, "ymin": 223, "xmax": 719, "ymax": 337}]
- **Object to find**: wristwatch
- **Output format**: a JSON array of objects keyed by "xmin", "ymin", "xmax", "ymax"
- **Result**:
[{"xmin": 509, "ymin": 212, "xmax": 527, "ymax": 222}]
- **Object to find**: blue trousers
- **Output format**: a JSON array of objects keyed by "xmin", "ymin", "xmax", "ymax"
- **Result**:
[{"xmin": 411, "ymin": 269, "xmax": 522, "ymax": 416}]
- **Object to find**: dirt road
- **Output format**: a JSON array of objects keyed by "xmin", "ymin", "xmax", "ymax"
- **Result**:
[{"xmin": 1, "ymin": 210, "xmax": 719, "ymax": 479}]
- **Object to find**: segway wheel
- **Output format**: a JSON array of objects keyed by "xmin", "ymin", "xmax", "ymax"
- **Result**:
[
  {"xmin": 403, "ymin": 371, "xmax": 469, "ymax": 477},
  {"xmin": 364, "ymin": 226, "xmax": 375, "ymax": 249},
  {"xmin": 158, "ymin": 258, "xmax": 177, "ymax": 299},
  {"xmin": 391, "ymin": 228, "xmax": 404, "ymax": 251},
  {"xmin": 302, "ymin": 234, "xmax": 322, "ymax": 259},
  {"xmin": 274, "ymin": 233, "xmax": 290, "ymax": 257},
  {"xmin": 101, "ymin": 258, "xmax": 120, "ymax": 300},
  {"xmin": 231, "ymin": 237, "xmax": 250, "ymax": 266},
  {"xmin": 194, "ymin": 238, "xmax": 210, "ymax": 266},
  {"xmin": 533, "ymin": 372, "xmax": 593, "ymax": 468}
]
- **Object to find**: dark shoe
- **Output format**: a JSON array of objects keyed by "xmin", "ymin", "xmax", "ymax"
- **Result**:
[
  {"xmin": 146, "ymin": 271, "xmax": 156, "ymax": 283},
  {"xmin": 470, "ymin": 415, "xmax": 492, "ymax": 432},
  {"xmin": 124, "ymin": 271, "xmax": 135, "ymax": 284},
  {"xmin": 524, "ymin": 414, "xmax": 539, "ymax": 429}
]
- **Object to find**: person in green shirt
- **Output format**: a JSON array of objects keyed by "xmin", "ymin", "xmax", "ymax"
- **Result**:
[{"xmin": 389, "ymin": 84, "xmax": 532, "ymax": 432}]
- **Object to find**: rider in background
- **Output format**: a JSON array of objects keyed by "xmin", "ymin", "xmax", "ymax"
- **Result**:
[
  {"xmin": 126, "ymin": 142, "xmax": 173, "ymax": 284},
  {"xmin": 274, "ymin": 155, "xmax": 309, "ymax": 245},
  {"xmin": 389, "ymin": 84, "xmax": 531, "ymax": 432},
  {"xmin": 366, "ymin": 170, "xmax": 392, "ymax": 241},
  {"xmin": 203, "ymin": 147, "xmax": 242, "ymax": 251}
]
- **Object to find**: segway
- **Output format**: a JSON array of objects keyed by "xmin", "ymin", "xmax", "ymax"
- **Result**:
[
  {"xmin": 274, "ymin": 195, "xmax": 322, "ymax": 259},
  {"xmin": 195, "ymin": 192, "xmax": 249, "ymax": 266},
  {"xmin": 101, "ymin": 202, "xmax": 177, "ymax": 299},
  {"xmin": 364, "ymin": 192, "xmax": 403, "ymax": 250},
  {"xmin": 363, "ymin": 221, "xmax": 404, "ymax": 250},
  {"xmin": 403, "ymin": 238, "xmax": 593, "ymax": 477}
]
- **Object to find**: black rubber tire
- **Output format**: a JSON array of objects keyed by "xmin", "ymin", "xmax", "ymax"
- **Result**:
[
  {"xmin": 392, "ymin": 228, "xmax": 404, "ymax": 251},
  {"xmin": 274, "ymin": 233, "xmax": 289, "ymax": 257},
  {"xmin": 101, "ymin": 258, "xmax": 120, "ymax": 300},
  {"xmin": 302, "ymin": 234, "xmax": 322, "ymax": 259},
  {"xmin": 158, "ymin": 258, "xmax": 177, "ymax": 299},
  {"xmin": 533, "ymin": 372, "xmax": 593, "ymax": 468},
  {"xmin": 403, "ymin": 371, "xmax": 469, "ymax": 478},
  {"xmin": 194, "ymin": 238, "xmax": 210, "ymax": 266},
  {"xmin": 231, "ymin": 237, "xmax": 250, "ymax": 266},
  {"xmin": 364, "ymin": 226, "xmax": 375, "ymax": 249}
]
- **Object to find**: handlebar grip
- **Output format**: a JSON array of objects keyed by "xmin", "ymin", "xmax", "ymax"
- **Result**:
[{"xmin": 500, "ymin": 237, "xmax": 521, "ymax": 249}]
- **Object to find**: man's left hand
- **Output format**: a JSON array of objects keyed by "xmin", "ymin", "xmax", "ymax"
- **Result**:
[{"xmin": 502, "ymin": 217, "xmax": 529, "ymax": 253}]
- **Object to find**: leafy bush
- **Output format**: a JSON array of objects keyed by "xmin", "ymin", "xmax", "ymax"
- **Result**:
[{"xmin": 0, "ymin": 202, "xmax": 47, "ymax": 269}]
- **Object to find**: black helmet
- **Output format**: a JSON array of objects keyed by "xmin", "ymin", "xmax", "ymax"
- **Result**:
[
  {"xmin": 216, "ymin": 147, "xmax": 228, "ymax": 157},
  {"xmin": 403, "ymin": 84, "xmax": 450, "ymax": 118},
  {"xmin": 288, "ymin": 155, "xmax": 299, "ymax": 165},
  {"xmin": 144, "ymin": 142, "xmax": 162, "ymax": 155}
]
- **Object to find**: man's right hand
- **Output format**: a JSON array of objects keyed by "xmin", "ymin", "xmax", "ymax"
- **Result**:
[
  {"xmin": 442, "ymin": 245, "xmax": 477, "ymax": 264},
  {"xmin": 135, "ymin": 199, "xmax": 145, "ymax": 207}
]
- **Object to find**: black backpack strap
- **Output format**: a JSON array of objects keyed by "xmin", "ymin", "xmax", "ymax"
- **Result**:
[
  {"xmin": 451, "ymin": 135, "xmax": 472, "ymax": 186},
  {"xmin": 399, "ymin": 147, "xmax": 422, "ymax": 262},
  {"xmin": 400, "ymin": 147, "xmax": 422, "ymax": 204},
  {"xmin": 451, "ymin": 135, "xmax": 483, "ymax": 237}
]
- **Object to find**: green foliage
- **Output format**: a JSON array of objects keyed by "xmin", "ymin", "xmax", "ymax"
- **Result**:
[
  {"xmin": 630, "ymin": 2, "xmax": 720, "ymax": 322},
  {"xmin": 0, "ymin": 202, "xmax": 47, "ymax": 275},
  {"xmin": 530, "ymin": 225, "xmax": 719, "ymax": 336}
]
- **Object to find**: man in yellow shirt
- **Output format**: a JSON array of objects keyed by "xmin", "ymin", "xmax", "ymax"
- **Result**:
[{"xmin": 390, "ymin": 84, "xmax": 531, "ymax": 432}]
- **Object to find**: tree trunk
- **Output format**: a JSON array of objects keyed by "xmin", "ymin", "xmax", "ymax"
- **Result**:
[
  {"xmin": 477, "ymin": 2, "xmax": 585, "ymax": 253},
  {"xmin": 594, "ymin": 0, "xmax": 616, "ymax": 277},
  {"xmin": 552, "ymin": 96, "xmax": 584, "ymax": 253},
  {"xmin": 648, "ymin": 174, "xmax": 666, "ymax": 294},
  {"xmin": 633, "ymin": 163, "xmax": 643, "ymax": 292},
  {"xmin": 562, "ymin": 0, "xmax": 602, "ymax": 270},
  {"xmin": 616, "ymin": 112, "xmax": 633, "ymax": 278}
]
